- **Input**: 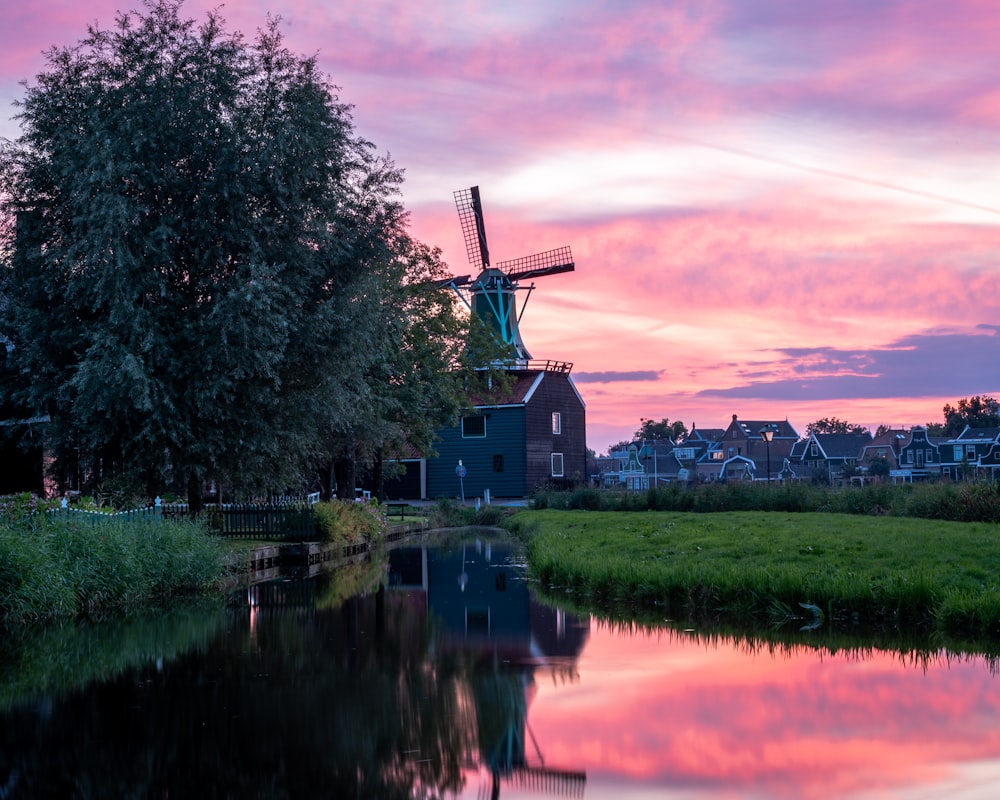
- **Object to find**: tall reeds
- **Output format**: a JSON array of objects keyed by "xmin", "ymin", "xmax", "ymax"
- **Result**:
[{"xmin": 0, "ymin": 512, "xmax": 225, "ymax": 627}]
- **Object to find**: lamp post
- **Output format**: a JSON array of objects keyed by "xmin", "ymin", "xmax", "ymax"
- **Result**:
[{"xmin": 759, "ymin": 428, "xmax": 773, "ymax": 485}]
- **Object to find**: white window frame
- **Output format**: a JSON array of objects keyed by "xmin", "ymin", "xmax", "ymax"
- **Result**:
[
  {"xmin": 551, "ymin": 411, "xmax": 562, "ymax": 435},
  {"xmin": 551, "ymin": 452, "xmax": 564, "ymax": 477}
]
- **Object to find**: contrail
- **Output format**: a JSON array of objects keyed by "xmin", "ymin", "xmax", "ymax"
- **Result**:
[{"xmin": 671, "ymin": 132, "xmax": 1000, "ymax": 217}]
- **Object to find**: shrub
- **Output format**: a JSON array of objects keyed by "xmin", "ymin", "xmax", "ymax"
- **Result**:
[{"xmin": 313, "ymin": 500, "xmax": 386, "ymax": 546}]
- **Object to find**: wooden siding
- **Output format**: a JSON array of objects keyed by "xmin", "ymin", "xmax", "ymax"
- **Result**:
[
  {"xmin": 427, "ymin": 407, "xmax": 528, "ymax": 499},
  {"xmin": 524, "ymin": 373, "xmax": 586, "ymax": 490}
]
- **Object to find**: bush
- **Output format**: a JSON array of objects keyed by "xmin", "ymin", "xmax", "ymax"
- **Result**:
[{"xmin": 313, "ymin": 500, "xmax": 386, "ymax": 546}]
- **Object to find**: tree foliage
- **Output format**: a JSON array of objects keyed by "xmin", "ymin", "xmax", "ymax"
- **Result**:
[
  {"xmin": 805, "ymin": 417, "xmax": 869, "ymax": 435},
  {"xmin": 941, "ymin": 395, "xmax": 1000, "ymax": 437},
  {"xmin": 0, "ymin": 1, "xmax": 464, "ymax": 504},
  {"xmin": 633, "ymin": 417, "xmax": 687, "ymax": 442}
]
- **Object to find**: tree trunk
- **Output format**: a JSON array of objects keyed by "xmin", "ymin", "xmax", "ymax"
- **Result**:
[
  {"xmin": 186, "ymin": 472, "xmax": 204, "ymax": 515},
  {"xmin": 334, "ymin": 456, "xmax": 357, "ymax": 501},
  {"xmin": 373, "ymin": 448, "xmax": 385, "ymax": 502}
]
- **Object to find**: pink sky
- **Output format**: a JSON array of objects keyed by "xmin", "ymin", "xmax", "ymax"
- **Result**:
[
  {"xmin": 505, "ymin": 622, "xmax": 1000, "ymax": 799},
  {"xmin": 3, "ymin": 1, "xmax": 999, "ymax": 454}
]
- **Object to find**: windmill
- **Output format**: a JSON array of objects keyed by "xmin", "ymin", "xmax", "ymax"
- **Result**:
[{"xmin": 442, "ymin": 186, "xmax": 574, "ymax": 362}]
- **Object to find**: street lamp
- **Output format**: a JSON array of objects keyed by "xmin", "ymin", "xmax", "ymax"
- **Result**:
[{"xmin": 759, "ymin": 428, "xmax": 773, "ymax": 485}]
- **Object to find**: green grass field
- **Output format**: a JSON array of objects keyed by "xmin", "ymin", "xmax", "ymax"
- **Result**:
[{"xmin": 518, "ymin": 509, "xmax": 1000, "ymax": 640}]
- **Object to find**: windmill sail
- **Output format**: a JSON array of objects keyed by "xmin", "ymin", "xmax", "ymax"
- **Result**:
[
  {"xmin": 448, "ymin": 185, "xmax": 575, "ymax": 363},
  {"xmin": 497, "ymin": 246, "xmax": 574, "ymax": 281},
  {"xmin": 454, "ymin": 186, "xmax": 490, "ymax": 270}
]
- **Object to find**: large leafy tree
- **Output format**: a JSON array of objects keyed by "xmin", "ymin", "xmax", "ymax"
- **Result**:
[
  {"xmin": 0, "ymin": 1, "xmax": 417, "ymax": 506},
  {"xmin": 634, "ymin": 417, "xmax": 687, "ymax": 442},
  {"xmin": 941, "ymin": 395, "xmax": 1000, "ymax": 436}
]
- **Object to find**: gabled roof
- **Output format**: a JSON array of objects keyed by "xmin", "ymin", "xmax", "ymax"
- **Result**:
[
  {"xmin": 807, "ymin": 432, "xmax": 873, "ymax": 460},
  {"xmin": 685, "ymin": 426, "xmax": 725, "ymax": 443},
  {"xmin": 726, "ymin": 415, "xmax": 799, "ymax": 440},
  {"xmin": 468, "ymin": 371, "xmax": 542, "ymax": 406}
]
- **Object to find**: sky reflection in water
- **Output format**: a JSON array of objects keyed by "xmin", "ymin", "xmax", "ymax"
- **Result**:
[{"xmin": 509, "ymin": 621, "xmax": 1000, "ymax": 800}]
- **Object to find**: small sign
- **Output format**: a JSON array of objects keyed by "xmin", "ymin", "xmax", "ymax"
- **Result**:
[{"xmin": 456, "ymin": 463, "xmax": 467, "ymax": 478}]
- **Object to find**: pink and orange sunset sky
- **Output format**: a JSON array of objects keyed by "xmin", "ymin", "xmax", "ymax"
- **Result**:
[{"xmin": 3, "ymin": 1, "xmax": 999, "ymax": 454}]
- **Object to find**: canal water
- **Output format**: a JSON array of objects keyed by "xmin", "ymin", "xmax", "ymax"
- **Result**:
[{"xmin": 3, "ymin": 530, "xmax": 1000, "ymax": 799}]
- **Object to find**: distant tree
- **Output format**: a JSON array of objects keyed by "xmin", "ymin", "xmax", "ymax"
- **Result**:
[
  {"xmin": 941, "ymin": 395, "xmax": 1000, "ymax": 436},
  {"xmin": 867, "ymin": 456, "xmax": 890, "ymax": 478},
  {"xmin": 806, "ymin": 417, "xmax": 868, "ymax": 435},
  {"xmin": 924, "ymin": 422, "xmax": 945, "ymax": 436},
  {"xmin": 606, "ymin": 440, "xmax": 633, "ymax": 456},
  {"xmin": 0, "ymin": 2, "xmax": 434, "ymax": 507},
  {"xmin": 634, "ymin": 417, "xmax": 687, "ymax": 442},
  {"xmin": 873, "ymin": 424, "xmax": 892, "ymax": 438}
]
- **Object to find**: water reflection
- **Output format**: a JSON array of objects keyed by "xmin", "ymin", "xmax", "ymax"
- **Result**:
[
  {"xmin": 3, "ymin": 533, "xmax": 1000, "ymax": 799},
  {"xmin": 386, "ymin": 537, "xmax": 589, "ymax": 798}
]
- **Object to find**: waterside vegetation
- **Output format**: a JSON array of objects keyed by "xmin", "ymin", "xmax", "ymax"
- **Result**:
[
  {"xmin": 533, "ymin": 480, "xmax": 1000, "ymax": 523},
  {"xmin": 521, "ymin": 507, "xmax": 1000, "ymax": 644},
  {"xmin": 0, "ymin": 509, "xmax": 226, "ymax": 627},
  {"xmin": 0, "ymin": 494, "xmax": 400, "ymax": 628}
]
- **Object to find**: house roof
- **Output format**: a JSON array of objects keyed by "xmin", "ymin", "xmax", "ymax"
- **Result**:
[
  {"xmin": 789, "ymin": 439, "xmax": 809, "ymax": 459},
  {"xmin": 955, "ymin": 426, "xmax": 1000, "ymax": 443},
  {"xmin": 808, "ymin": 432, "xmax": 873, "ymax": 459},
  {"xmin": 685, "ymin": 426, "xmax": 725, "ymax": 443},
  {"xmin": 726, "ymin": 415, "xmax": 799, "ymax": 440},
  {"xmin": 866, "ymin": 428, "xmax": 908, "ymax": 449},
  {"xmin": 469, "ymin": 371, "xmax": 545, "ymax": 407}
]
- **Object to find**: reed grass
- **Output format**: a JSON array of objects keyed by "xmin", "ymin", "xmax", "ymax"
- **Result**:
[
  {"xmin": 0, "ymin": 513, "xmax": 226, "ymax": 626},
  {"xmin": 520, "ymin": 509, "xmax": 1000, "ymax": 640}
]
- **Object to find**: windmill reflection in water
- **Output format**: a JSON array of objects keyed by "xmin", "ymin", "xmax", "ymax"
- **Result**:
[{"xmin": 388, "ymin": 538, "xmax": 588, "ymax": 799}]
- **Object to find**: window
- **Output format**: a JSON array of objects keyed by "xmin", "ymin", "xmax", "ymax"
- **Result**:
[
  {"xmin": 926, "ymin": 449, "xmax": 933, "ymax": 463},
  {"xmin": 551, "ymin": 412, "xmax": 562, "ymax": 435},
  {"xmin": 954, "ymin": 445, "xmax": 963, "ymax": 461},
  {"xmin": 906, "ymin": 450, "xmax": 914, "ymax": 463},
  {"xmin": 967, "ymin": 444, "xmax": 977, "ymax": 459},
  {"xmin": 461, "ymin": 415, "xmax": 485, "ymax": 438},
  {"xmin": 492, "ymin": 454, "xmax": 504, "ymax": 473},
  {"xmin": 551, "ymin": 452, "xmax": 564, "ymax": 477},
  {"xmin": 810, "ymin": 444, "xmax": 818, "ymax": 457}
]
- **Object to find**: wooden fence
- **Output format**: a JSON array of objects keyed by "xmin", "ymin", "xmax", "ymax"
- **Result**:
[{"xmin": 48, "ymin": 492, "xmax": 322, "ymax": 540}]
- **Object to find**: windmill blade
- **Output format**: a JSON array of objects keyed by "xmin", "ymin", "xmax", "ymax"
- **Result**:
[
  {"xmin": 454, "ymin": 186, "xmax": 490, "ymax": 270},
  {"xmin": 434, "ymin": 274, "xmax": 472, "ymax": 289},
  {"xmin": 496, "ymin": 246, "xmax": 575, "ymax": 281}
]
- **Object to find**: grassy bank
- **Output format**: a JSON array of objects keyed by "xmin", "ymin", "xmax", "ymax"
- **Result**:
[
  {"xmin": 520, "ymin": 509, "xmax": 1000, "ymax": 641},
  {"xmin": 0, "ymin": 513, "xmax": 226, "ymax": 627},
  {"xmin": 533, "ymin": 481, "xmax": 1000, "ymax": 523}
]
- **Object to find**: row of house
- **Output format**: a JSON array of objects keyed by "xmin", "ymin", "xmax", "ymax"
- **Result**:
[{"xmin": 598, "ymin": 414, "xmax": 1000, "ymax": 487}]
